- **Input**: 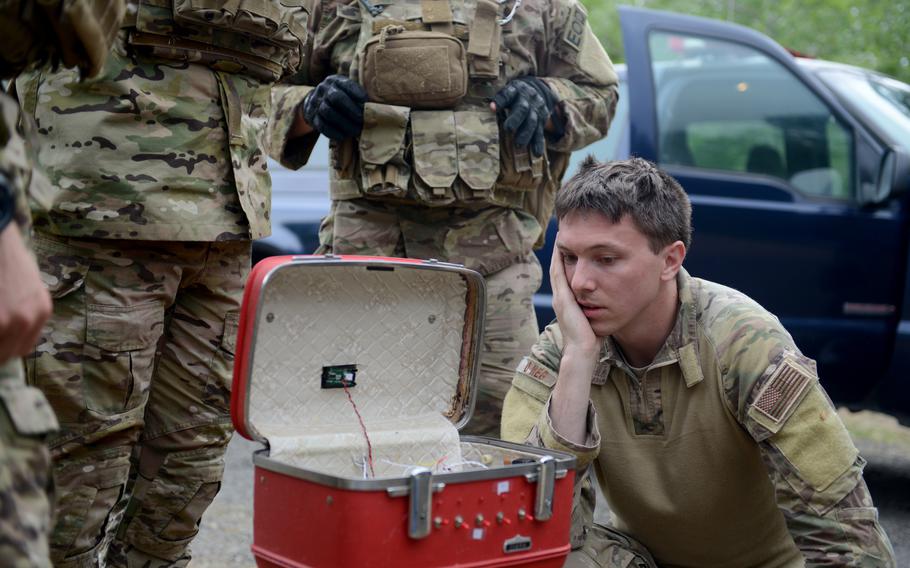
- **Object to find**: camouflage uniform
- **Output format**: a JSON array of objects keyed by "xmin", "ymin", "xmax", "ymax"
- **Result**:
[
  {"xmin": 1, "ymin": 3, "xmax": 125, "ymax": 563},
  {"xmin": 16, "ymin": 13, "xmax": 313, "ymax": 567},
  {"xmin": 502, "ymin": 268, "xmax": 896, "ymax": 567},
  {"xmin": 0, "ymin": 91, "xmax": 59, "ymax": 568},
  {"xmin": 276, "ymin": 0, "xmax": 619, "ymax": 436}
]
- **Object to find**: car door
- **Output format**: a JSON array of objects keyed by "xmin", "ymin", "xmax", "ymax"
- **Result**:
[{"xmin": 619, "ymin": 6, "xmax": 908, "ymax": 402}]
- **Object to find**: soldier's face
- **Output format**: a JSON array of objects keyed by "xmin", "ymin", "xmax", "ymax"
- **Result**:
[{"xmin": 557, "ymin": 211, "xmax": 673, "ymax": 339}]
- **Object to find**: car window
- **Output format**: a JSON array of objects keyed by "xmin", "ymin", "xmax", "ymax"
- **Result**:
[
  {"xmin": 816, "ymin": 68, "xmax": 910, "ymax": 152},
  {"xmin": 648, "ymin": 31, "xmax": 854, "ymax": 200}
]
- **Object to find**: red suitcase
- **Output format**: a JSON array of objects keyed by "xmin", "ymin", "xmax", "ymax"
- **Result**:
[{"xmin": 231, "ymin": 255, "xmax": 576, "ymax": 568}]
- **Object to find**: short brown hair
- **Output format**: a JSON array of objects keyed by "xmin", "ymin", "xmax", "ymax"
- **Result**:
[{"xmin": 554, "ymin": 157, "xmax": 692, "ymax": 252}]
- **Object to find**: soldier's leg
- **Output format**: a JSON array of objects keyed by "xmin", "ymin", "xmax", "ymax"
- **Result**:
[
  {"xmin": 27, "ymin": 234, "xmax": 175, "ymax": 568},
  {"xmin": 316, "ymin": 199, "xmax": 404, "ymax": 256},
  {"xmin": 565, "ymin": 524, "xmax": 659, "ymax": 568},
  {"xmin": 108, "ymin": 241, "xmax": 248, "ymax": 567},
  {"xmin": 463, "ymin": 253, "xmax": 542, "ymax": 437},
  {"xmin": 0, "ymin": 359, "xmax": 57, "ymax": 568}
]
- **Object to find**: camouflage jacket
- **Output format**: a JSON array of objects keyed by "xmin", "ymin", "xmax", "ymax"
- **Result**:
[
  {"xmin": 501, "ymin": 268, "xmax": 896, "ymax": 567},
  {"xmin": 0, "ymin": 92, "xmax": 53, "ymax": 244},
  {"xmin": 15, "ymin": 31, "xmax": 314, "ymax": 242},
  {"xmin": 276, "ymin": 0, "xmax": 619, "ymax": 253}
]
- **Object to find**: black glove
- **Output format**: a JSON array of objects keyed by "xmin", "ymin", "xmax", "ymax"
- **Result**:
[
  {"xmin": 302, "ymin": 74, "xmax": 368, "ymax": 141},
  {"xmin": 492, "ymin": 76, "xmax": 561, "ymax": 157}
]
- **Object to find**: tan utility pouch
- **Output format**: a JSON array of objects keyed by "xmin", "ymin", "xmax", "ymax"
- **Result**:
[
  {"xmin": 411, "ymin": 110, "xmax": 457, "ymax": 206},
  {"xmin": 452, "ymin": 109, "xmax": 500, "ymax": 203},
  {"xmin": 497, "ymin": 132, "xmax": 548, "ymax": 191},
  {"xmin": 359, "ymin": 102, "xmax": 411, "ymax": 198},
  {"xmin": 360, "ymin": 26, "xmax": 467, "ymax": 109},
  {"xmin": 466, "ymin": 0, "xmax": 501, "ymax": 79}
]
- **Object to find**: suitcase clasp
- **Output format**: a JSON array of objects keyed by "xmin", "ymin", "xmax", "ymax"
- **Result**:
[
  {"xmin": 407, "ymin": 467, "xmax": 433, "ymax": 539},
  {"xmin": 527, "ymin": 455, "xmax": 557, "ymax": 522}
]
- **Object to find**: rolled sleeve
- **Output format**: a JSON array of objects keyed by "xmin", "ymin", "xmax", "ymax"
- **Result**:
[{"xmin": 538, "ymin": 396, "xmax": 600, "ymax": 469}]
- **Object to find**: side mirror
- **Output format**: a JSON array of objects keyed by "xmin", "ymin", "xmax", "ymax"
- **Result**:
[{"xmin": 875, "ymin": 147, "xmax": 910, "ymax": 201}]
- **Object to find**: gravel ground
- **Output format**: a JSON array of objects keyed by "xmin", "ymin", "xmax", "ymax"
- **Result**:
[{"xmin": 190, "ymin": 409, "xmax": 910, "ymax": 567}]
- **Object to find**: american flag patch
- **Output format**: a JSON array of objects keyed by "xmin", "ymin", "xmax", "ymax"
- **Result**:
[{"xmin": 752, "ymin": 359, "xmax": 813, "ymax": 424}]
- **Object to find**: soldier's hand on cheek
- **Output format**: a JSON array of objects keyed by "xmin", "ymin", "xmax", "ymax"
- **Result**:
[
  {"xmin": 492, "ymin": 76, "xmax": 558, "ymax": 157},
  {"xmin": 302, "ymin": 75, "xmax": 367, "ymax": 141},
  {"xmin": 0, "ymin": 224, "xmax": 52, "ymax": 364},
  {"xmin": 550, "ymin": 242, "xmax": 597, "ymax": 354}
]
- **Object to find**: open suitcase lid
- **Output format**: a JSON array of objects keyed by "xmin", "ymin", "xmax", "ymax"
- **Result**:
[{"xmin": 231, "ymin": 255, "xmax": 486, "ymax": 445}]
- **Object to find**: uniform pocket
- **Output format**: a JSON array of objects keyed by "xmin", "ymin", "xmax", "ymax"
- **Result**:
[
  {"xmin": 83, "ymin": 301, "xmax": 164, "ymax": 416},
  {"xmin": 359, "ymin": 102, "xmax": 411, "ymax": 198},
  {"xmin": 411, "ymin": 110, "xmax": 457, "ymax": 205}
]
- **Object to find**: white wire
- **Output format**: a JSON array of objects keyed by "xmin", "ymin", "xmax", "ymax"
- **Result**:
[{"xmin": 441, "ymin": 460, "xmax": 490, "ymax": 472}]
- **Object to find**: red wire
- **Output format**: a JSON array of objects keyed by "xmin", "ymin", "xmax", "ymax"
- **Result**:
[{"xmin": 342, "ymin": 380, "xmax": 375, "ymax": 478}]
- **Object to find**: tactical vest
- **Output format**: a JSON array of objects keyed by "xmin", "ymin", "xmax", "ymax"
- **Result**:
[
  {"xmin": 0, "ymin": 0, "xmax": 125, "ymax": 79},
  {"xmin": 331, "ymin": 0, "xmax": 558, "ymax": 212},
  {"xmin": 125, "ymin": 0, "xmax": 309, "ymax": 82}
]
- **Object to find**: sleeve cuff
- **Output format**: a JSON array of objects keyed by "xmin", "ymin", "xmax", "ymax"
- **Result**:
[
  {"xmin": 538, "ymin": 396, "xmax": 600, "ymax": 469},
  {"xmin": 268, "ymin": 84, "xmax": 320, "ymax": 170}
]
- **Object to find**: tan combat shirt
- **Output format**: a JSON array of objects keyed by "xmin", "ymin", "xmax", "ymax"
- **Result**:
[{"xmin": 502, "ymin": 269, "xmax": 895, "ymax": 567}]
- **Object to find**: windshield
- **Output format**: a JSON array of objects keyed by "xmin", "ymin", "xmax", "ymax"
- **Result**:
[{"xmin": 816, "ymin": 68, "xmax": 910, "ymax": 151}]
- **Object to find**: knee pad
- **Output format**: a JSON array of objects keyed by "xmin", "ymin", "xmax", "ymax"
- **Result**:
[
  {"xmin": 116, "ymin": 446, "xmax": 227, "ymax": 562},
  {"xmin": 49, "ymin": 447, "xmax": 132, "ymax": 566}
]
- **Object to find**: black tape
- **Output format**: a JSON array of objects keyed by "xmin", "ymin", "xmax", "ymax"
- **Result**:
[{"xmin": 322, "ymin": 364, "xmax": 358, "ymax": 389}]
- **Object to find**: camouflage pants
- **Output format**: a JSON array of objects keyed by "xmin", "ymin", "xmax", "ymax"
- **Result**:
[
  {"xmin": 317, "ymin": 199, "xmax": 543, "ymax": 437},
  {"xmin": 28, "ymin": 233, "xmax": 249, "ymax": 568},
  {"xmin": 0, "ymin": 358, "xmax": 57, "ymax": 568},
  {"xmin": 565, "ymin": 524, "xmax": 659, "ymax": 568}
]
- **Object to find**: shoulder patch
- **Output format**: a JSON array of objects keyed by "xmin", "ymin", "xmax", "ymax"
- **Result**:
[
  {"xmin": 750, "ymin": 356, "xmax": 814, "ymax": 431},
  {"xmin": 516, "ymin": 356, "xmax": 557, "ymax": 387},
  {"xmin": 561, "ymin": 4, "xmax": 586, "ymax": 52}
]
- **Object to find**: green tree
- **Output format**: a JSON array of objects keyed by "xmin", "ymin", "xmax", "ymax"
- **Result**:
[{"xmin": 584, "ymin": 0, "xmax": 910, "ymax": 84}]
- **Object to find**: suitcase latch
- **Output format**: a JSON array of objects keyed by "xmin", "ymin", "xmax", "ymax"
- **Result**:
[
  {"xmin": 408, "ymin": 467, "xmax": 433, "ymax": 539},
  {"xmin": 387, "ymin": 468, "xmax": 445, "ymax": 539},
  {"xmin": 526, "ymin": 455, "xmax": 557, "ymax": 521}
]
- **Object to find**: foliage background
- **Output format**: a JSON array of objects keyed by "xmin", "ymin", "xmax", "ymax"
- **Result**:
[{"xmin": 582, "ymin": 0, "xmax": 910, "ymax": 84}]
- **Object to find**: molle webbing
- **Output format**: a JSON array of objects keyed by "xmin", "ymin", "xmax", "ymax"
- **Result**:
[
  {"xmin": 338, "ymin": 0, "xmax": 538, "ymax": 209},
  {"xmin": 371, "ymin": 19, "xmax": 470, "ymax": 40},
  {"xmin": 124, "ymin": 0, "xmax": 308, "ymax": 82}
]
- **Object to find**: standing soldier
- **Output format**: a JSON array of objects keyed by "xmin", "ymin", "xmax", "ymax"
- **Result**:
[
  {"xmin": 0, "ymin": 2, "xmax": 126, "ymax": 566},
  {"xmin": 17, "ymin": 2, "xmax": 315, "ymax": 566},
  {"xmin": 279, "ymin": 0, "xmax": 619, "ymax": 435}
]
